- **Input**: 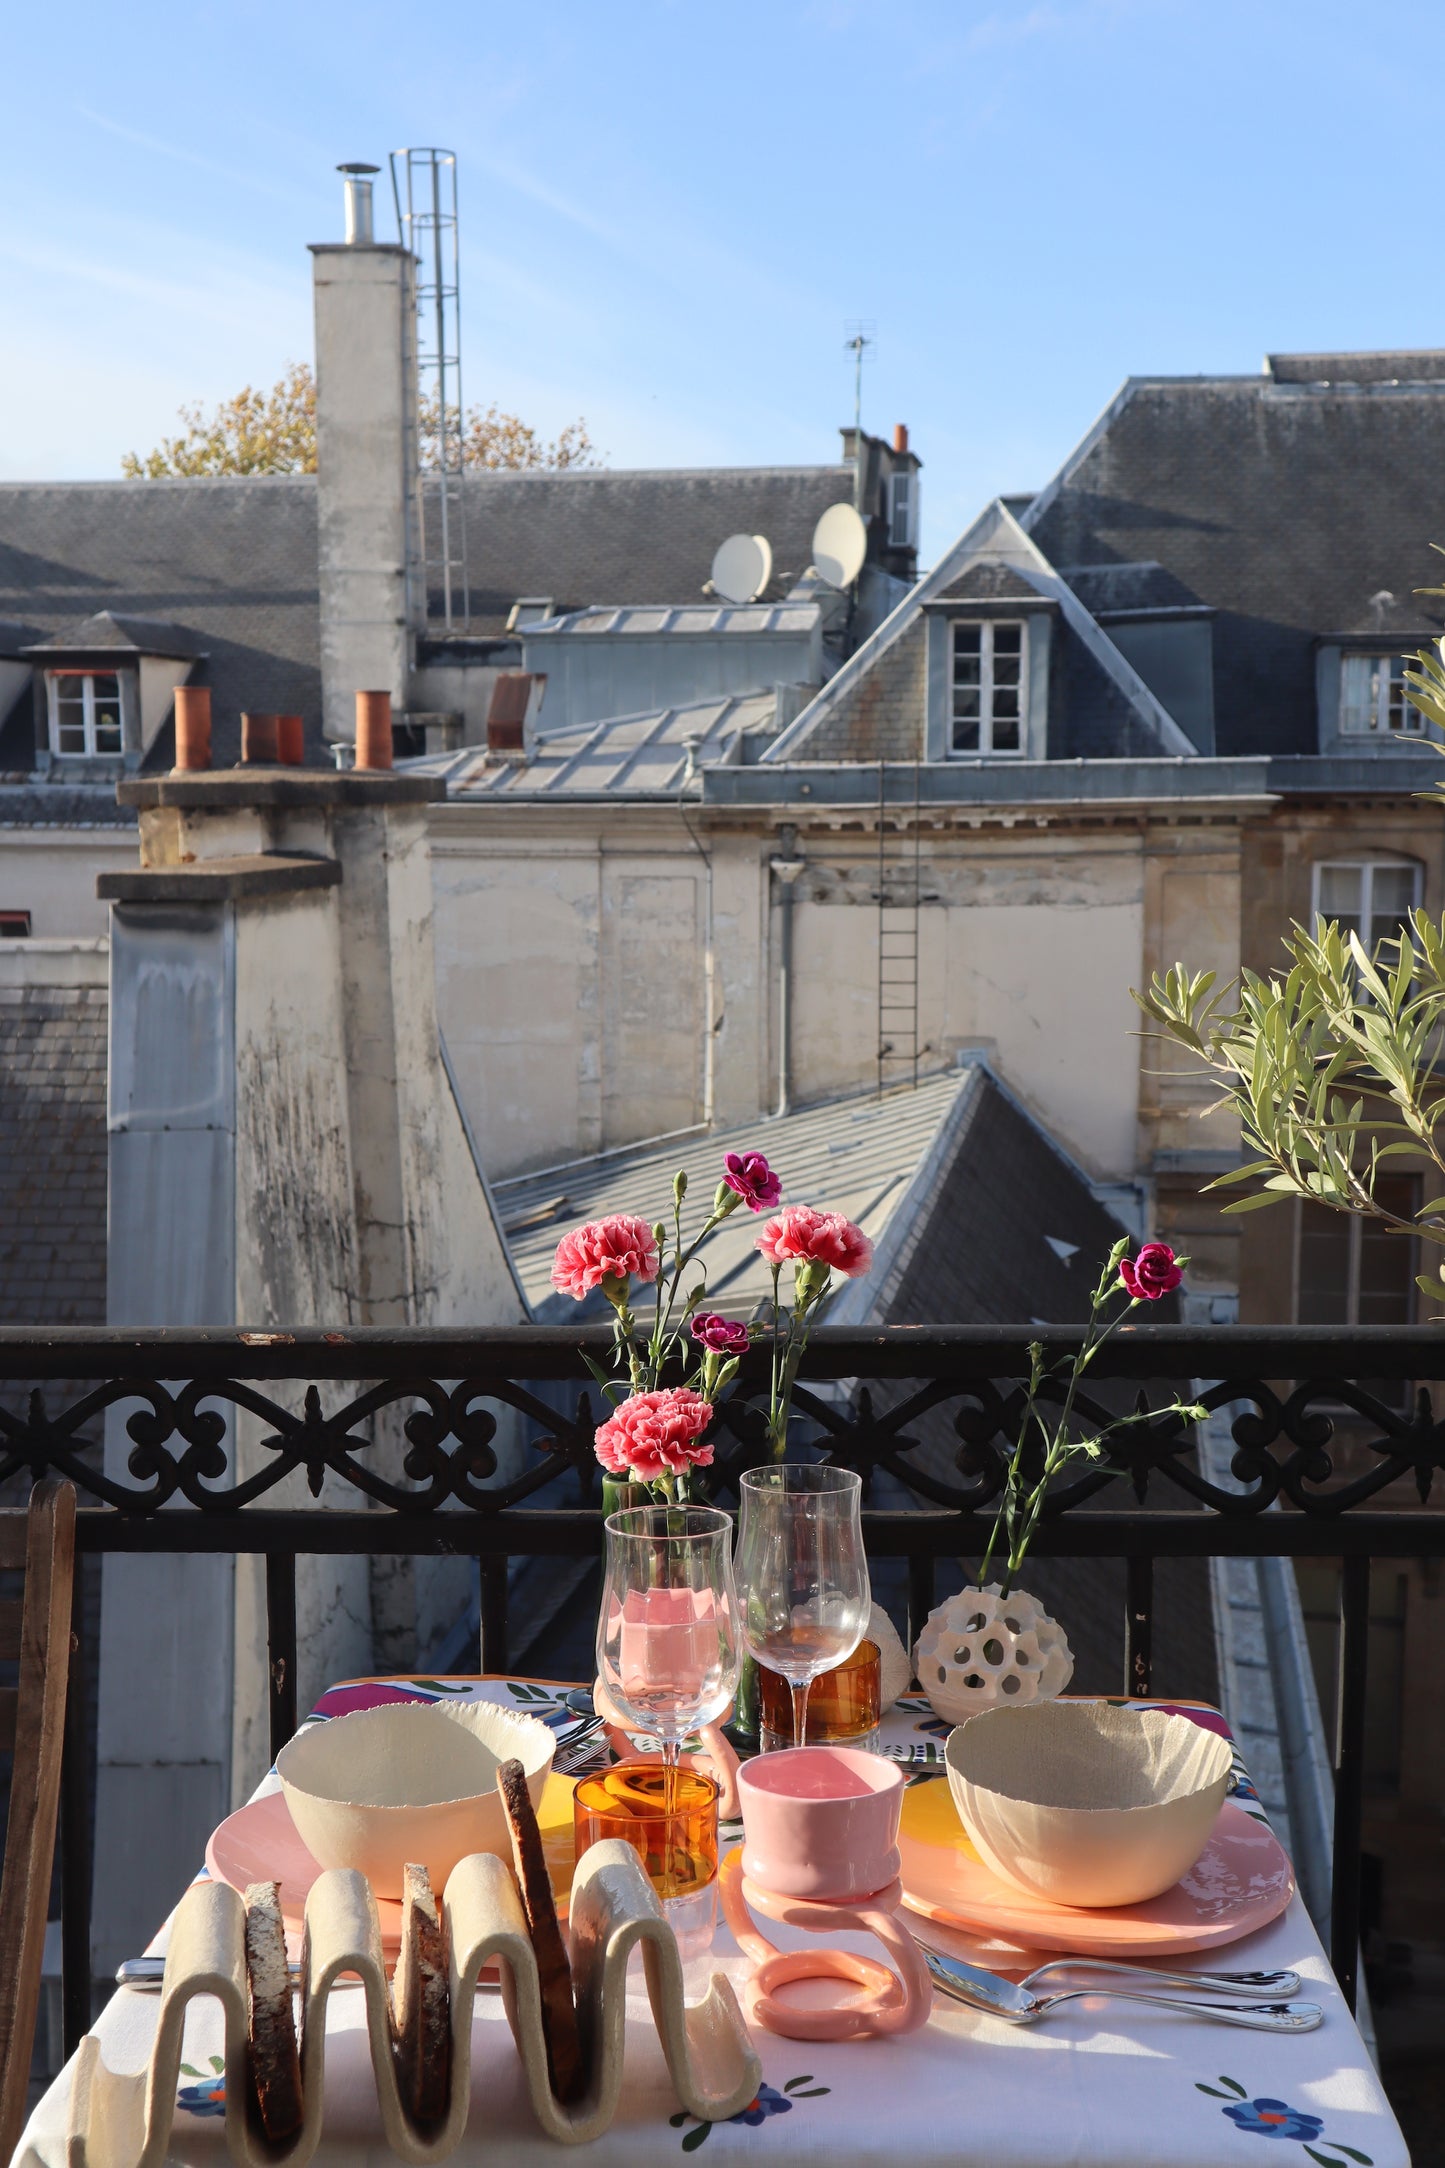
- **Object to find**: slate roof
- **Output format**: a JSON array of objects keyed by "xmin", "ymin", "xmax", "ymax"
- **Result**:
[
  {"xmin": 1024, "ymin": 358, "xmax": 1445, "ymax": 757},
  {"xmin": 0, "ymin": 464, "xmax": 854, "ymax": 778},
  {"xmin": 455, "ymin": 466, "xmax": 856, "ymax": 633},
  {"xmin": 0, "ymin": 979, "xmax": 108, "ymax": 1326},
  {"xmin": 0, "ymin": 477, "xmax": 322, "ymax": 770}
]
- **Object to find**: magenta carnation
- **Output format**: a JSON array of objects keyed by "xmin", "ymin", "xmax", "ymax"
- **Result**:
[
  {"xmin": 1119, "ymin": 1242, "xmax": 1183, "ymax": 1302},
  {"xmin": 595, "ymin": 1387, "xmax": 716, "ymax": 1482},
  {"xmin": 722, "ymin": 1150, "xmax": 782, "ymax": 1212},
  {"xmin": 551, "ymin": 1215, "xmax": 659, "ymax": 1301},
  {"xmin": 690, "ymin": 1312, "xmax": 751, "ymax": 1355},
  {"xmin": 755, "ymin": 1205, "xmax": 873, "ymax": 1279}
]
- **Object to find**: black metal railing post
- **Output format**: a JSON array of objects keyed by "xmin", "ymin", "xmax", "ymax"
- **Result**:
[
  {"xmin": 59, "ymin": 1564, "xmax": 91, "ymax": 2057},
  {"xmin": 1330, "ymin": 1553, "xmax": 1370, "ymax": 2009},
  {"xmin": 479, "ymin": 1559, "xmax": 509, "ymax": 1675},
  {"xmin": 265, "ymin": 1553, "xmax": 298, "ymax": 1763},
  {"xmin": 906, "ymin": 1554, "xmax": 935, "ymax": 1657},
  {"xmin": 1126, "ymin": 1554, "xmax": 1153, "ymax": 1699}
]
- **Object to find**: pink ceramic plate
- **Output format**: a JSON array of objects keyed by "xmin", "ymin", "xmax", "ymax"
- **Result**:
[
  {"xmin": 898, "ymin": 1782, "xmax": 1292, "ymax": 1957},
  {"xmin": 206, "ymin": 1773, "xmax": 579, "ymax": 1958}
]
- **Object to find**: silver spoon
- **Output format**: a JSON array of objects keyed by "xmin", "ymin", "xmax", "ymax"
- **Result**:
[
  {"xmin": 910, "ymin": 1937, "xmax": 1303, "ymax": 2000},
  {"xmin": 920, "ymin": 1947, "xmax": 1322, "ymax": 2031}
]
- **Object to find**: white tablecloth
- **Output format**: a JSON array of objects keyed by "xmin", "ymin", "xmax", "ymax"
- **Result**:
[{"xmin": 15, "ymin": 1678, "xmax": 1410, "ymax": 2168}]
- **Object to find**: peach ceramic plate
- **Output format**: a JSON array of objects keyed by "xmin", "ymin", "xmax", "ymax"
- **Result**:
[
  {"xmin": 898, "ymin": 1779, "xmax": 1292, "ymax": 1957},
  {"xmin": 205, "ymin": 1772, "xmax": 578, "ymax": 1957}
]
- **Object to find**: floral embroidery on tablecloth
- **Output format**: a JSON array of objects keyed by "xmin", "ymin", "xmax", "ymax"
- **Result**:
[
  {"xmin": 1196, "ymin": 2074, "xmax": 1373, "ymax": 2163},
  {"xmin": 670, "ymin": 2075, "xmax": 830, "ymax": 2149},
  {"xmin": 177, "ymin": 2056, "xmax": 226, "ymax": 2116}
]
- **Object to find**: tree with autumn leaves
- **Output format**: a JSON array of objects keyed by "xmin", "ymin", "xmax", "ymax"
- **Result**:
[{"xmin": 121, "ymin": 362, "xmax": 600, "ymax": 478}]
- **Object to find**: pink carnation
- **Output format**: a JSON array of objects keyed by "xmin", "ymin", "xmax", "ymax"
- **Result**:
[
  {"xmin": 691, "ymin": 1312, "xmax": 751, "ymax": 1354},
  {"xmin": 755, "ymin": 1205, "xmax": 873, "ymax": 1279},
  {"xmin": 1120, "ymin": 1242, "xmax": 1183, "ymax": 1302},
  {"xmin": 551, "ymin": 1215, "xmax": 659, "ymax": 1301},
  {"xmin": 722, "ymin": 1150, "xmax": 782, "ymax": 1212},
  {"xmin": 595, "ymin": 1387, "xmax": 716, "ymax": 1482}
]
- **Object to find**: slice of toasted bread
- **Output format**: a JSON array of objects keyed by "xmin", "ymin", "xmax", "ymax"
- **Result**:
[
  {"xmin": 243, "ymin": 1880, "xmax": 304, "ymax": 2142},
  {"xmin": 391, "ymin": 1862, "xmax": 451, "ymax": 2126},
  {"xmin": 497, "ymin": 1756, "xmax": 584, "ymax": 2104}
]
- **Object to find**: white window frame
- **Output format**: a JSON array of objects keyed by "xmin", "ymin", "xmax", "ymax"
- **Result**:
[
  {"xmin": 46, "ymin": 670, "xmax": 130, "ymax": 759},
  {"xmin": 948, "ymin": 619, "xmax": 1028, "ymax": 756},
  {"xmin": 1338, "ymin": 652, "xmax": 1428, "ymax": 738},
  {"xmin": 1310, "ymin": 857, "xmax": 1423, "ymax": 955}
]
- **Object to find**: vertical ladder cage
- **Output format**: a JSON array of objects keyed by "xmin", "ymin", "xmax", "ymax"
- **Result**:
[
  {"xmin": 390, "ymin": 148, "xmax": 469, "ymax": 632},
  {"xmin": 876, "ymin": 759, "xmax": 922, "ymax": 1095}
]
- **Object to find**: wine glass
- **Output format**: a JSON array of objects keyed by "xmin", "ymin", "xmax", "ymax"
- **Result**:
[
  {"xmin": 596, "ymin": 1505, "xmax": 740, "ymax": 1831},
  {"xmin": 735, "ymin": 1465, "xmax": 870, "ymax": 1749}
]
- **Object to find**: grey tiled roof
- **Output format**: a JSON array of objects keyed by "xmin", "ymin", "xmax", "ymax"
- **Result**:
[
  {"xmin": 0, "ymin": 478, "xmax": 322, "ymax": 770},
  {"xmin": 454, "ymin": 466, "xmax": 856, "ymax": 633},
  {"xmin": 1025, "ymin": 366, "xmax": 1445, "ymax": 757},
  {"xmin": 0, "ymin": 982, "xmax": 108, "ymax": 1325},
  {"xmin": 0, "ymin": 465, "xmax": 854, "ymax": 776}
]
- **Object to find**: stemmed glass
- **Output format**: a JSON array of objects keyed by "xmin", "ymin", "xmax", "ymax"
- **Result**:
[
  {"xmin": 596, "ymin": 1506, "xmax": 740, "ymax": 1836},
  {"xmin": 735, "ymin": 1465, "xmax": 870, "ymax": 1749}
]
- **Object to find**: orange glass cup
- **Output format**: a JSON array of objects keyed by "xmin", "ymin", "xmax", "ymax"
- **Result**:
[
  {"xmin": 573, "ymin": 1760, "xmax": 719, "ymax": 1898},
  {"xmin": 758, "ymin": 1639, "xmax": 882, "ymax": 1753}
]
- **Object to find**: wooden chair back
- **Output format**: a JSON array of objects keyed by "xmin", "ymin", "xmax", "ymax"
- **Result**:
[{"xmin": 0, "ymin": 1482, "xmax": 77, "ymax": 2164}]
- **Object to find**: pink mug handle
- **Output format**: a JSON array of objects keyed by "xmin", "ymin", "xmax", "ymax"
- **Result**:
[{"xmin": 719, "ymin": 1848, "xmax": 932, "ymax": 2041}]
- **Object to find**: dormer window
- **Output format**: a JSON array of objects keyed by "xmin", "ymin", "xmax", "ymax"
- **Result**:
[
  {"xmin": 47, "ymin": 670, "xmax": 126, "ymax": 758},
  {"xmin": 951, "ymin": 621, "xmax": 1025, "ymax": 754},
  {"xmin": 1339, "ymin": 653, "xmax": 1426, "ymax": 738}
]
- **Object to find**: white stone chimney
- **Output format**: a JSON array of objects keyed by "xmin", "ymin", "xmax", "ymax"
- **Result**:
[{"xmin": 311, "ymin": 166, "xmax": 421, "ymax": 743}]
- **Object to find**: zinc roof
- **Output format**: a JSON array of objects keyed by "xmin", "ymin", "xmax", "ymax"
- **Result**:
[
  {"xmin": 407, "ymin": 690, "xmax": 778, "ymax": 797},
  {"xmin": 495, "ymin": 1071, "xmax": 973, "ymax": 1321}
]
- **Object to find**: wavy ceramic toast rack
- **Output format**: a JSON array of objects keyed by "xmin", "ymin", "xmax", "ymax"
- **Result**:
[{"xmin": 65, "ymin": 1839, "xmax": 762, "ymax": 2165}]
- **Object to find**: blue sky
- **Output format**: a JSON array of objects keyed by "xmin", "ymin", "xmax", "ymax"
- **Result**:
[{"xmin": 2, "ymin": 0, "xmax": 1440, "ymax": 559}]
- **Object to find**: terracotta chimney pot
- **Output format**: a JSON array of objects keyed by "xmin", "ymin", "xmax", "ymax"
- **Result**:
[
  {"xmin": 276, "ymin": 714, "xmax": 305, "ymax": 766},
  {"xmin": 174, "ymin": 686, "xmax": 212, "ymax": 772},
  {"xmin": 355, "ymin": 689, "xmax": 394, "ymax": 770},
  {"xmin": 893, "ymin": 423, "xmax": 909, "ymax": 455},
  {"xmin": 241, "ymin": 711, "xmax": 279, "ymax": 764}
]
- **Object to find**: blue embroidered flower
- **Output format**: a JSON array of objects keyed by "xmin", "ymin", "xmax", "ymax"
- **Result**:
[
  {"xmin": 1222, "ymin": 2097, "xmax": 1325, "ymax": 2141},
  {"xmin": 729, "ymin": 2084, "xmax": 793, "ymax": 2127}
]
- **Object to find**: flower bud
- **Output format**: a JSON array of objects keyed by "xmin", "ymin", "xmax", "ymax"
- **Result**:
[
  {"xmin": 674, "ymin": 1169, "xmax": 688, "ymax": 1203},
  {"xmin": 714, "ymin": 1180, "xmax": 741, "ymax": 1217}
]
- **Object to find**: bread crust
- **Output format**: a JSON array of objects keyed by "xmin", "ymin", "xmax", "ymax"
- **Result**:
[
  {"xmin": 243, "ymin": 1880, "xmax": 304, "ymax": 2143},
  {"xmin": 391, "ymin": 1861, "xmax": 451, "ymax": 2126},
  {"xmin": 497, "ymin": 1756, "xmax": 584, "ymax": 2104}
]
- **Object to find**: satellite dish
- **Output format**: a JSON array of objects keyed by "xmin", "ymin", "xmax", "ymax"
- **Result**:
[
  {"xmin": 811, "ymin": 501, "xmax": 868, "ymax": 590},
  {"xmin": 711, "ymin": 533, "xmax": 773, "ymax": 605}
]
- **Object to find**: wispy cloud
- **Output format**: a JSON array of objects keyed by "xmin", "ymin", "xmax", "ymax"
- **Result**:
[{"xmin": 74, "ymin": 105, "xmax": 310, "ymax": 207}]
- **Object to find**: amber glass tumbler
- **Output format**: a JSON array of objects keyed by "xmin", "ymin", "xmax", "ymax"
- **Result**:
[
  {"xmin": 573, "ymin": 1761, "xmax": 719, "ymax": 1900},
  {"xmin": 758, "ymin": 1638, "xmax": 882, "ymax": 1752}
]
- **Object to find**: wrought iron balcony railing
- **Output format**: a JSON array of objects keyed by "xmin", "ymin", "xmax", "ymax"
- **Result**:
[{"xmin": 3, "ymin": 1322, "xmax": 1443, "ymax": 2057}]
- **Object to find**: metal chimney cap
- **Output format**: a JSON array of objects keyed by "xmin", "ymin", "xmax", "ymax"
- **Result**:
[{"xmin": 337, "ymin": 161, "xmax": 380, "ymax": 175}]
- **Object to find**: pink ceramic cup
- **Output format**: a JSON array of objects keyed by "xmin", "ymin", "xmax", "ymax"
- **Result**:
[{"xmin": 738, "ymin": 1745, "xmax": 904, "ymax": 1903}]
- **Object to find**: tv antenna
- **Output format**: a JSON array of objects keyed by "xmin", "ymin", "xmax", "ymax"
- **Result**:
[
  {"xmin": 843, "ymin": 320, "xmax": 876, "ymax": 435},
  {"xmin": 843, "ymin": 321, "xmax": 876, "ymax": 518}
]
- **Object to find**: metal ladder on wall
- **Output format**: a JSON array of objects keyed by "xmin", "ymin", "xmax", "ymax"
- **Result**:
[{"xmin": 876, "ymin": 760, "xmax": 922, "ymax": 1094}]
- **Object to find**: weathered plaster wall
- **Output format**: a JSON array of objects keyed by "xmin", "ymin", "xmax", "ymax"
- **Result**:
[
  {"xmin": 0, "ymin": 831, "xmax": 136, "ymax": 935},
  {"xmin": 431, "ymin": 806, "xmax": 1166, "ymax": 1186}
]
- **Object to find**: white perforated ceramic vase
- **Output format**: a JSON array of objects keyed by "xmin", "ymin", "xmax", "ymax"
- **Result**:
[{"xmin": 913, "ymin": 1585, "xmax": 1073, "ymax": 1725}]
